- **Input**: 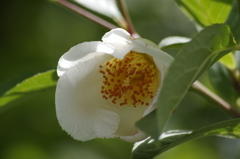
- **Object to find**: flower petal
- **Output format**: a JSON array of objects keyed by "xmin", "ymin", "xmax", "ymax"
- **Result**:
[
  {"xmin": 114, "ymin": 105, "xmax": 149, "ymax": 137},
  {"xmin": 56, "ymin": 52, "xmax": 120, "ymax": 141},
  {"xmin": 143, "ymin": 58, "xmax": 165, "ymax": 117},
  {"xmin": 102, "ymin": 28, "xmax": 131, "ymax": 44},
  {"xmin": 57, "ymin": 42, "xmax": 114, "ymax": 77},
  {"xmin": 101, "ymin": 28, "xmax": 134, "ymax": 59},
  {"xmin": 104, "ymin": 43, "xmax": 134, "ymax": 60},
  {"xmin": 132, "ymin": 38, "xmax": 174, "ymax": 68},
  {"xmin": 119, "ymin": 131, "xmax": 147, "ymax": 143}
]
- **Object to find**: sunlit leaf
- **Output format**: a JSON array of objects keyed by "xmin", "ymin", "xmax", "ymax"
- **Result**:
[
  {"xmin": 219, "ymin": 53, "xmax": 236, "ymax": 70},
  {"xmin": 0, "ymin": 70, "xmax": 57, "ymax": 111},
  {"xmin": 175, "ymin": 0, "xmax": 233, "ymax": 27},
  {"xmin": 132, "ymin": 118, "xmax": 240, "ymax": 159},
  {"xmin": 136, "ymin": 24, "xmax": 238, "ymax": 139}
]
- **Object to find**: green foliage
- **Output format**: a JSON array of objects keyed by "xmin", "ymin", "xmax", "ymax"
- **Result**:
[
  {"xmin": 158, "ymin": 36, "xmax": 191, "ymax": 57},
  {"xmin": 219, "ymin": 53, "xmax": 236, "ymax": 70},
  {"xmin": 136, "ymin": 110, "xmax": 158, "ymax": 139},
  {"xmin": 0, "ymin": 70, "xmax": 57, "ymax": 111},
  {"xmin": 1, "ymin": 0, "xmax": 240, "ymax": 158},
  {"xmin": 226, "ymin": 0, "xmax": 240, "ymax": 44},
  {"xmin": 137, "ymin": 24, "xmax": 238, "ymax": 139},
  {"xmin": 175, "ymin": 0, "xmax": 233, "ymax": 27},
  {"xmin": 132, "ymin": 118, "xmax": 240, "ymax": 159},
  {"xmin": 209, "ymin": 62, "xmax": 238, "ymax": 107}
]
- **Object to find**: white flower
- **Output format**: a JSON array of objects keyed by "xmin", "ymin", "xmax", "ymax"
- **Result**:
[{"xmin": 56, "ymin": 28, "xmax": 173, "ymax": 142}]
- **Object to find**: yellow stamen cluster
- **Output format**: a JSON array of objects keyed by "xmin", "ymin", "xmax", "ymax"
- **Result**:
[{"xmin": 99, "ymin": 51, "xmax": 158, "ymax": 107}]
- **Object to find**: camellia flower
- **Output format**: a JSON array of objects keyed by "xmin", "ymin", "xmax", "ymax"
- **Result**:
[{"xmin": 56, "ymin": 28, "xmax": 173, "ymax": 142}]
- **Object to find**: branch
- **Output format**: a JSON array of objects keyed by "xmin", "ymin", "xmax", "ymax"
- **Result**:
[
  {"xmin": 191, "ymin": 81, "xmax": 240, "ymax": 118},
  {"xmin": 118, "ymin": 0, "xmax": 140, "ymax": 38},
  {"xmin": 56, "ymin": 0, "xmax": 117, "ymax": 30}
]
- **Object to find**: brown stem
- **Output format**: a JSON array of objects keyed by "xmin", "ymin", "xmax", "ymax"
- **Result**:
[
  {"xmin": 56, "ymin": 0, "xmax": 117, "ymax": 30},
  {"xmin": 118, "ymin": 0, "xmax": 140, "ymax": 38},
  {"xmin": 191, "ymin": 81, "xmax": 240, "ymax": 118}
]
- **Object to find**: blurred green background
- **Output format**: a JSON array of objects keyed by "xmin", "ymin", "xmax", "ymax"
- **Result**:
[{"xmin": 0, "ymin": 0, "xmax": 240, "ymax": 158}]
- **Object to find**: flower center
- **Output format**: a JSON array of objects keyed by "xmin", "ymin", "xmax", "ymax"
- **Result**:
[{"xmin": 99, "ymin": 51, "xmax": 159, "ymax": 107}]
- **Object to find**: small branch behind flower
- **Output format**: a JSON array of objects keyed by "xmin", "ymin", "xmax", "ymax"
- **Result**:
[
  {"xmin": 118, "ymin": 0, "xmax": 140, "ymax": 38},
  {"xmin": 191, "ymin": 81, "xmax": 240, "ymax": 118}
]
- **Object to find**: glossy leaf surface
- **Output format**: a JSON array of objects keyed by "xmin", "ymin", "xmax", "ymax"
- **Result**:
[{"xmin": 133, "ymin": 118, "xmax": 240, "ymax": 159}]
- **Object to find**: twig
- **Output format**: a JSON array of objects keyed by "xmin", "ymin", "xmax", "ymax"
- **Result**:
[
  {"xmin": 56, "ymin": 0, "xmax": 117, "ymax": 30},
  {"xmin": 191, "ymin": 81, "xmax": 240, "ymax": 118},
  {"xmin": 118, "ymin": 0, "xmax": 140, "ymax": 38}
]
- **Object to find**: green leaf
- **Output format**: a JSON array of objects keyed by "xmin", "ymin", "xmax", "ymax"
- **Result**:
[
  {"xmin": 136, "ymin": 110, "xmax": 159, "ymax": 139},
  {"xmin": 226, "ymin": 0, "xmax": 240, "ymax": 44},
  {"xmin": 132, "ymin": 118, "xmax": 240, "ymax": 159},
  {"xmin": 209, "ymin": 62, "xmax": 238, "ymax": 106},
  {"xmin": 158, "ymin": 36, "xmax": 191, "ymax": 57},
  {"xmin": 219, "ymin": 53, "xmax": 236, "ymax": 70},
  {"xmin": 175, "ymin": 0, "xmax": 234, "ymax": 27},
  {"xmin": 136, "ymin": 24, "xmax": 238, "ymax": 139},
  {"xmin": 0, "ymin": 70, "xmax": 58, "ymax": 111}
]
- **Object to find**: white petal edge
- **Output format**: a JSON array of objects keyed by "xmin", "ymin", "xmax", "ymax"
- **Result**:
[
  {"xmin": 101, "ymin": 28, "xmax": 135, "ymax": 59},
  {"xmin": 112, "ymin": 104, "xmax": 151, "ymax": 137},
  {"xmin": 118, "ymin": 131, "xmax": 148, "ymax": 143},
  {"xmin": 56, "ymin": 52, "xmax": 121, "ymax": 141},
  {"xmin": 143, "ymin": 57, "xmax": 166, "ymax": 116},
  {"xmin": 102, "ymin": 28, "xmax": 132, "ymax": 44},
  {"xmin": 104, "ymin": 43, "xmax": 134, "ymax": 60},
  {"xmin": 57, "ymin": 41, "xmax": 114, "ymax": 77},
  {"xmin": 132, "ymin": 39, "xmax": 174, "ymax": 68}
]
